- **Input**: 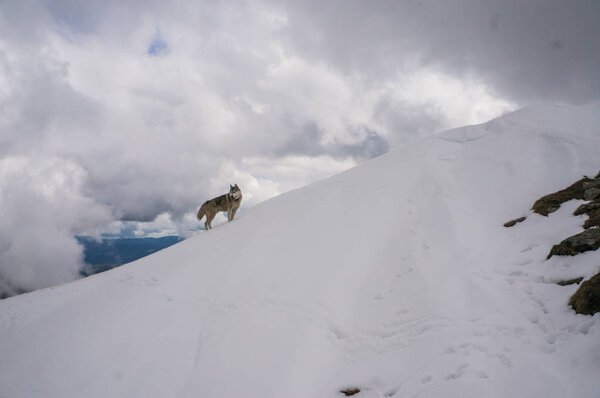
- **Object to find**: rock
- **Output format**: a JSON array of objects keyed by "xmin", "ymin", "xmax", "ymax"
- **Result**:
[
  {"xmin": 584, "ymin": 187, "xmax": 600, "ymax": 201},
  {"xmin": 532, "ymin": 177, "xmax": 593, "ymax": 216},
  {"xmin": 569, "ymin": 272, "xmax": 600, "ymax": 315},
  {"xmin": 573, "ymin": 200, "xmax": 600, "ymax": 216},
  {"xmin": 583, "ymin": 209, "xmax": 600, "ymax": 229},
  {"xmin": 582, "ymin": 179, "xmax": 600, "ymax": 190},
  {"xmin": 504, "ymin": 216, "xmax": 527, "ymax": 228},
  {"xmin": 583, "ymin": 179, "xmax": 600, "ymax": 200},
  {"xmin": 340, "ymin": 388, "xmax": 361, "ymax": 396},
  {"xmin": 556, "ymin": 277, "xmax": 584, "ymax": 286},
  {"xmin": 573, "ymin": 200, "xmax": 600, "ymax": 228},
  {"xmin": 547, "ymin": 228, "xmax": 600, "ymax": 259}
]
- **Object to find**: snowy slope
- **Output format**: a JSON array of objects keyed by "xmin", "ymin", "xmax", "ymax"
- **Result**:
[{"xmin": 1, "ymin": 104, "xmax": 600, "ymax": 398}]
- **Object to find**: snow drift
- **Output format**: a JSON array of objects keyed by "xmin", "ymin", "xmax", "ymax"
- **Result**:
[{"xmin": 1, "ymin": 104, "xmax": 600, "ymax": 397}]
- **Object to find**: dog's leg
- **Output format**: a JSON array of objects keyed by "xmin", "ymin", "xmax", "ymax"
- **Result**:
[{"xmin": 206, "ymin": 212, "xmax": 216, "ymax": 229}]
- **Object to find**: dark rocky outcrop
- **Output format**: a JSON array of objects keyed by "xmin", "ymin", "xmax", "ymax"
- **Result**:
[
  {"xmin": 574, "ymin": 200, "xmax": 600, "ymax": 216},
  {"xmin": 508, "ymin": 171, "xmax": 600, "ymax": 315},
  {"xmin": 573, "ymin": 200, "xmax": 600, "ymax": 229},
  {"xmin": 583, "ymin": 180, "xmax": 600, "ymax": 201},
  {"xmin": 569, "ymin": 272, "xmax": 600, "ymax": 315},
  {"xmin": 504, "ymin": 216, "xmax": 527, "ymax": 228},
  {"xmin": 340, "ymin": 388, "xmax": 361, "ymax": 396},
  {"xmin": 584, "ymin": 189, "xmax": 600, "ymax": 201},
  {"xmin": 547, "ymin": 228, "xmax": 600, "ymax": 259},
  {"xmin": 583, "ymin": 209, "xmax": 600, "ymax": 229},
  {"xmin": 556, "ymin": 277, "xmax": 584, "ymax": 286},
  {"xmin": 532, "ymin": 177, "xmax": 593, "ymax": 216}
]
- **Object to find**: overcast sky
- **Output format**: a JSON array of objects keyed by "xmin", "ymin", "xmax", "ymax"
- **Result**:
[{"xmin": 1, "ymin": 0, "xmax": 599, "ymax": 295}]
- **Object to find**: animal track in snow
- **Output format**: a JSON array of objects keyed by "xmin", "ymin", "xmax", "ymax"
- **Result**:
[
  {"xmin": 445, "ymin": 363, "xmax": 468, "ymax": 380},
  {"xmin": 514, "ymin": 258, "xmax": 533, "ymax": 266},
  {"xmin": 144, "ymin": 277, "xmax": 159, "ymax": 287},
  {"xmin": 475, "ymin": 371, "xmax": 490, "ymax": 379},
  {"xmin": 332, "ymin": 315, "xmax": 449, "ymax": 359},
  {"xmin": 509, "ymin": 270, "xmax": 527, "ymax": 277},
  {"xmin": 496, "ymin": 352, "xmax": 512, "ymax": 368},
  {"xmin": 519, "ymin": 244, "xmax": 538, "ymax": 253}
]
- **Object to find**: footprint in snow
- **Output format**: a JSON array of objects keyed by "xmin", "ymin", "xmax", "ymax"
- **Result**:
[
  {"xmin": 421, "ymin": 375, "xmax": 433, "ymax": 384},
  {"xmin": 514, "ymin": 258, "xmax": 533, "ymax": 266},
  {"xmin": 519, "ymin": 244, "xmax": 538, "ymax": 253},
  {"xmin": 445, "ymin": 363, "xmax": 468, "ymax": 380},
  {"xmin": 476, "ymin": 371, "xmax": 489, "ymax": 379}
]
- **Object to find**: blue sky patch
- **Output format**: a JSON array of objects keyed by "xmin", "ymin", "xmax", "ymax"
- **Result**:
[{"xmin": 148, "ymin": 38, "xmax": 168, "ymax": 56}]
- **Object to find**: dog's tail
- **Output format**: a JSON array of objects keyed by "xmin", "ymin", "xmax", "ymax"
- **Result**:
[{"xmin": 196, "ymin": 203, "xmax": 206, "ymax": 221}]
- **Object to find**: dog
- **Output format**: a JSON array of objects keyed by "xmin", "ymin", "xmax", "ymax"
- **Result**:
[{"xmin": 197, "ymin": 184, "xmax": 242, "ymax": 230}]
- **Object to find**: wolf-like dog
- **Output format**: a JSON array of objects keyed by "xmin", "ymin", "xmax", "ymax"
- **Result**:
[{"xmin": 197, "ymin": 184, "xmax": 242, "ymax": 230}]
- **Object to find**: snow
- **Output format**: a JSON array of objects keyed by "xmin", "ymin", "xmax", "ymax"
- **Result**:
[{"xmin": 1, "ymin": 103, "xmax": 600, "ymax": 397}]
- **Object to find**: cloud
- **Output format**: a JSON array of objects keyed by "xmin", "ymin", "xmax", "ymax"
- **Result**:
[
  {"xmin": 278, "ymin": 122, "xmax": 389, "ymax": 160},
  {"xmin": 271, "ymin": 0, "xmax": 600, "ymax": 104},
  {"xmin": 1, "ymin": 0, "xmax": 596, "ymax": 295},
  {"xmin": 0, "ymin": 157, "xmax": 112, "ymax": 297}
]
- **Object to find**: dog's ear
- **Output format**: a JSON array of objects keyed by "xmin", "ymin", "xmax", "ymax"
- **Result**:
[
  {"xmin": 230, "ymin": 184, "xmax": 233, "ymax": 189},
  {"xmin": 235, "ymin": 184, "xmax": 239, "ymax": 189}
]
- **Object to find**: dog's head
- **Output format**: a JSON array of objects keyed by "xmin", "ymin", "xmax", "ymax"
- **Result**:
[{"xmin": 229, "ymin": 184, "xmax": 242, "ymax": 200}]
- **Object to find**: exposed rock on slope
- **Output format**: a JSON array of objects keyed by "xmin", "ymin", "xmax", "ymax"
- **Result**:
[
  {"xmin": 531, "ymin": 177, "xmax": 592, "ymax": 216},
  {"xmin": 569, "ymin": 272, "xmax": 600, "ymax": 315},
  {"xmin": 506, "ymin": 172, "xmax": 600, "ymax": 228},
  {"xmin": 556, "ymin": 277, "xmax": 584, "ymax": 286},
  {"xmin": 541, "ymin": 172, "xmax": 600, "ymax": 259},
  {"xmin": 583, "ymin": 178, "xmax": 600, "ymax": 201},
  {"xmin": 547, "ymin": 228, "xmax": 600, "ymax": 259},
  {"xmin": 503, "ymin": 216, "xmax": 526, "ymax": 228},
  {"xmin": 574, "ymin": 200, "xmax": 600, "ymax": 229},
  {"xmin": 507, "ymin": 171, "xmax": 600, "ymax": 315}
]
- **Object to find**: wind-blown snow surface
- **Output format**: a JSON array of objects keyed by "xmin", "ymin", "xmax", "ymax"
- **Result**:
[{"xmin": 1, "ymin": 104, "xmax": 600, "ymax": 398}]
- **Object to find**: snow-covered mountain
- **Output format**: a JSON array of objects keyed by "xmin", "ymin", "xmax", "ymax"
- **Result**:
[{"xmin": 1, "ymin": 104, "xmax": 599, "ymax": 398}]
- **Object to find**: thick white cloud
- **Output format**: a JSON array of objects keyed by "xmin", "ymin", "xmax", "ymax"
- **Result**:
[
  {"xmin": 274, "ymin": 0, "xmax": 600, "ymax": 104},
  {"xmin": 0, "ymin": 157, "xmax": 112, "ymax": 297},
  {"xmin": 1, "ymin": 0, "xmax": 597, "ymax": 295}
]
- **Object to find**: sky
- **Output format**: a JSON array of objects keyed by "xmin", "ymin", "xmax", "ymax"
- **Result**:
[{"xmin": 0, "ymin": 0, "xmax": 599, "ymax": 296}]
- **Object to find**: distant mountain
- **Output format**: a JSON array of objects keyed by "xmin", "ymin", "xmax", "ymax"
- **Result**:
[{"xmin": 76, "ymin": 236, "xmax": 184, "ymax": 276}]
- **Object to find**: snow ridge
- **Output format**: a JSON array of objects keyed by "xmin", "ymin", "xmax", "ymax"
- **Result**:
[{"xmin": 1, "ymin": 104, "xmax": 599, "ymax": 398}]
